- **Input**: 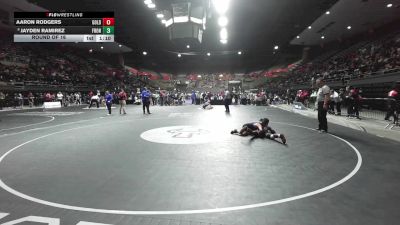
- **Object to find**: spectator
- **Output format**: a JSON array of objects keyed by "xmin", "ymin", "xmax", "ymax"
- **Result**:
[
  {"xmin": 0, "ymin": 91, "xmax": 5, "ymax": 110},
  {"xmin": 118, "ymin": 89, "xmax": 127, "ymax": 115},
  {"xmin": 385, "ymin": 82, "xmax": 400, "ymax": 121},
  {"xmin": 336, "ymin": 88, "xmax": 345, "ymax": 116},
  {"xmin": 74, "ymin": 92, "xmax": 81, "ymax": 105},
  {"xmin": 44, "ymin": 92, "xmax": 51, "ymax": 102},
  {"xmin": 57, "ymin": 91, "xmax": 63, "ymax": 106},
  {"xmin": 28, "ymin": 92, "xmax": 34, "ymax": 107},
  {"xmin": 191, "ymin": 91, "xmax": 196, "ymax": 104},
  {"xmin": 349, "ymin": 87, "xmax": 362, "ymax": 119}
]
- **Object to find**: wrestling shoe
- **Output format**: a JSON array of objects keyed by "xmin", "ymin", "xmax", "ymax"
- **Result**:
[
  {"xmin": 280, "ymin": 134, "xmax": 287, "ymax": 144},
  {"xmin": 231, "ymin": 129, "xmax": 238, "ymax": 134}
]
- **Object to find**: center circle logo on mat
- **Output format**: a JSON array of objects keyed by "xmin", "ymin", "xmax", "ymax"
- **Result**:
[{"xmin": 140, "ymin": 126, "xmax": 214, "ymax": 144}]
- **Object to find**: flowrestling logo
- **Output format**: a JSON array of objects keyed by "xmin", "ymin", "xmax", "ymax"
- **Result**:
[
  {"xmin": 167, "ymin": 127, "xmax": 209, "ymax": 138},
  {"xmin": 140, "ymin": 126, "xmax": 214, "ymax": 144}
]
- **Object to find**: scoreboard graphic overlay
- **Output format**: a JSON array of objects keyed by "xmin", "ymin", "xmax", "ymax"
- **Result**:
[{"xmin": 14, "ymin": 12, "xmax": 115, "ymax": 43}]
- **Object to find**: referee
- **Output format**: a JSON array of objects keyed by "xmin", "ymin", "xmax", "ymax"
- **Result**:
[{"xmin": 316, "ymin": 78, "xmax": 330, "ymax": 133}]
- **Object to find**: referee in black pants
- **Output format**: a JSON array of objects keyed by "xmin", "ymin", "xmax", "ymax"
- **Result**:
[
  {"xmin": 224, "ymin": 90, "xmax": 232, "ymax": 113},
  {"xmin": 316, "ymin": 78, "xmax": 330, "ymax": 133}
]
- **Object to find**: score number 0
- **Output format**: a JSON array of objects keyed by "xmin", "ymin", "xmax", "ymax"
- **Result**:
[{"xmin": 102, "ymin": 18, "xmax": 115, "ymax": 26}]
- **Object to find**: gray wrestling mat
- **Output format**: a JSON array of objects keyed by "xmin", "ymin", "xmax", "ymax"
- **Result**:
[{"xmin": 0, "ymin": 105, "xmax": 398, "ymax": 225}]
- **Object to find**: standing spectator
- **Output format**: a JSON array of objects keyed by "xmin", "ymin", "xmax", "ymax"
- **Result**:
[
  {"xmin": 300, "ymin": 89, "xmax": 310, "ymax": 106},
  {"xmin": 234, "ymin": 93, "xmax": 239, "ymax": 105},
  {"xmin": 316, "ymin": 78, "xmax": 330, "ymax": 133},
  {"xmin": 311, "ymin": 77, "xmax": 315, "ymax": 88},
  {"xmin": 385, "ymin": 82, "xmax": 400, "ymax": 121},
  {"xmin": 205, "ymin": 92, "xmax": 210, "ymax": 100},
  {"xmin": 63, "ymin": 93, "xmax": 70, "ymax": 107},
  {"xmin": 345, "ymin": 86, "xmax": 353, "ymax": 116},
  {"xmin": 44, "ymin": 92, "xmax": 52, "ymax": 102},
  {"xmin": 57, "ymin": 91, "xmax": 63, "ymax": 106},
  {"xmin": 17, "ymin": 93, "xmax": 23, "ymax": 108},
  {"xmin": 13, "ymin": 93, "xmax": 19, "ymax": 109},
  {"xmin": 141, "ymin": 87, "xmax": 151, "ymax": 114},
  {"xmin": 285, "ymin": 89, "xmax": 291, "ymax": 105},
  {"xmin": 151, "ymin": 92, "xmax": 157, "ymax": 106},
  {"xmin": 350, "ymin": 87, "xmax": 361, "ymax": 119},
  {"xmin": 112, "ymin": 91, "xmax": 118, "ymax": 105},
  {"xmin": 191, "ymin": 91, "xmax": 196, "ymax": 105},
  {"xmin": 329, "ymin": 90, "xmax": 336, "ymax": 114},
  {"xmin": 118, "ymin": 89, "xmax": 127, "ymax": 115},
  {"xmin": 195, "ymin": 91, "xmax": 200, "ymax": 105},
  {"xmin": 74, "ymin": 92, "xmax": 81, "ymax": 105},
  {"xmin": 159, "ymin": 90, "xmax": 165, "ymax": 106},
  {"xmin": 28, "ymin": 92, "xmax": 34, "ymax": 108},
  {"xmin": 224, "ymin": 89, "xmax": 232, "ymax": 113},
  {"xmin": 131, "ymin": 91, "xmax": 135, "ymax": 104},
  {"xmin": 336, "ymin": 88, "xmax": 344, "ymax": 116},
  {"xmin": 0, "ymin": 91, "xmax": 5, "ymax": 110},
  {"xmin": 155, "ymin": 91, "xmax": 160, "ymax": 105},
  {"xmin": 105, "ymin": 91, "xmax": 113, "ymax": 115},
  {"xmin": 88, "ymin": 91, "xmax": 94, "ymax": 104}
]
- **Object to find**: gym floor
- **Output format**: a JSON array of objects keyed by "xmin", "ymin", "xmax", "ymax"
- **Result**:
[{"xmin": 0, "ymin": 104, "xmax": 399, "ymax": 225}]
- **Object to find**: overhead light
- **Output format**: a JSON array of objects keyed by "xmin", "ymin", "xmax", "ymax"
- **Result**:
[
  {"xmin": 219, "ymin": 74, "xmax": 223, "ymax": 77},
  {"xmin": 118, "ymin": 44, "xmax": 122, "ymax": 47},
  {"xmin": 220, "ymin": 28, "xmax": 228, "ymax": 40},
  {"xmin": 100, "ymin": 46, "xmax": 104, "ymax": 50},
  {"xmin": 143, "ymin": 51, "xmax": 147, "ymax": 55},
  {"xmin": 387, "ymin": 3, "xmax": 393, "ymax": 8},
  {"xmin": 89, "ymin": 49, "xmax": 93, "ymax": 53},
  {"xmin": 147, "ymin": 3, "xmax": 156, "ymax": 8},
  {"xmin": 220, "ymin": 39, "xmax": 228, "ymax": 44},
  {"xmin": 186, "ymin": 45, "xmax": 190, "ymax": 49},
  {"xmin": 325, "ymin": 11, "xmax": 330, "ymax": 15},
  {"xmin": 347, "ymin": 26, "xmax": 352, "ymax": 30},
  {"xmin": 178, "ymin": 53, "xmax": 181, "ymax": 58},
  {"xmin": 161, "ymin": 19, "xmax": 166, "ymax": 24},
  {"xmin": 144, "ymin": 0, "xmax": 152, "ymax": 4},
  {"xmin": 212, "ymin": 0, "xmax": 231, "ymax": 15},
  {"xmin": 207, "ymin": 52, "xmax": 211, "ymax": 56},
  {"xmin": 296, "ymin": 36, "xmax": 300, "ymax": 39},
  {"xmin": 308, "ymin": 26, "xmax": 312, "ymax": 29},
  {"xmin": 218, "ymin": 16, "xmax": 228, "ymax": 27},
  {"xmin": 238, "ymin": 51, "xmax": 242, "ymax": 55},
  {"xmin": 321, "ymin": 36, "xmax": 325, "ymax": 39},
  {"xmin": 274, "ymin": 45, "xmax": 279, "ymax": 50},
  {"xmin": 197, "ymin": 75, "xmax": 202, "ymax": 78},
  {"xmin": 156, "ymin": 13, "xmax": 164, "ymax": 18}
]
